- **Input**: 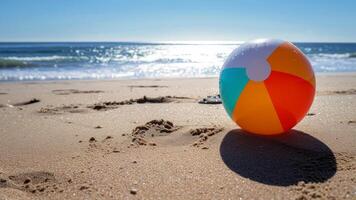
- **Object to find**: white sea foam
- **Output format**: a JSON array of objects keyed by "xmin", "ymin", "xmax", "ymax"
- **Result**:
[{"xmin": 312, "ymin": 53, "xmax": 351, "ymax": 59}]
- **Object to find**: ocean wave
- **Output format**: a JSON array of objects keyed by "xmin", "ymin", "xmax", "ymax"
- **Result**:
[
  {"xmin": 2, "ymin": 56, "xmax": 89, "ymax": 62},
  {"xmin": 0, "ymin": 58, "xmax": 30, "ymax": 68},
  {"xmin": 311, "ymin": 53, "xmax": 356, "ymax": 59},
  {"xmin": 349, "ymin": 53, "xmax": 356, "ymax": 58},
  {"xmin": 0, "ymin": 49, "xmax": 65, "ymax": 54}
]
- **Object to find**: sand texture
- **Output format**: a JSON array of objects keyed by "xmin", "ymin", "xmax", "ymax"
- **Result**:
[{"xmin": 0, "ymin": 74, "xmax": 355, "ymax": 199}]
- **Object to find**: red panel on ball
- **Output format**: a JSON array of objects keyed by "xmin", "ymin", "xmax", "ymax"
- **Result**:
[{"xmin": 264, "ymin": 71, "xmax": 315, "ymax": 131}]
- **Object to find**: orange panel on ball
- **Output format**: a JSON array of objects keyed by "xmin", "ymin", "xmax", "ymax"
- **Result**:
[
  {"xmin": 264, "ymin": 71, "xmax": 315, "ymax": 131},
  {"xmin": 267, "ymin": 42, "xmax": 315, "ymax": 87},
  {"xmin": 232, "ymin": 81, "xmax": 284, "ymax": 135}
]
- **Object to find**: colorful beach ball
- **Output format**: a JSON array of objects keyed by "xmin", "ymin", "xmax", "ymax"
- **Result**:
[{"xmin": 219, "ymin": 39, "xmax": 315, "ymax": 135}]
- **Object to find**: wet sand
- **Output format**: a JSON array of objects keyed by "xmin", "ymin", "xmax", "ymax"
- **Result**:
[{"xmin": 0, "ymin": 73, "xmax": 355, "ymax": 199}]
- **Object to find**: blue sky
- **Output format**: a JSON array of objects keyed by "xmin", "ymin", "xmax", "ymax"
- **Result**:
[{"xmin": 0, "ymin": 0, "xmax": 355, "ymax": 42}]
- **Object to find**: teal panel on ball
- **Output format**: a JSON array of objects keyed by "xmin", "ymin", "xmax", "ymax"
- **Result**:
[{"xmin": 219, "ymin": 68, "xmax": 249, "ymax": 117}]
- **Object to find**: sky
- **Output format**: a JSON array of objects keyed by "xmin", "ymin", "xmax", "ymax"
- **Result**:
[{"xmin": 0, "ymin": 0, "xmax": 355, "ymax": 42}]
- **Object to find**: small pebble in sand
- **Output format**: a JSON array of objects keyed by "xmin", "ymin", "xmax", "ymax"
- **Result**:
[
  {"xmin": 112, "ymin": 149, "xmax": 120, "ymax": 153},
  {"xmin": 95, "ymin": 125, "xmax": 102, "ymax": 129},
  {"xmin": 130, "ymin": 188, "xmax": 138, "ymax": 195},
  {"xmin": 307, "ymin": 113, "xmax": 316, "ymax": 116},
  {"xmin": 79, "ymin": 185, "xmax": 89, "ymax": 190},
  {"xmin": 148, "ymin": 142, "xmax": 157, "ymax": 146},
  {"xmin": 132, "ymin": 161, "xmax": 137, "ymax": 164},
  {"xmin": 132, "ymin": 137, "xmax": 148, "ymax": 145},
  {"xmin": 78, "ymin": 140, "xmax": 82, "ymax": 143},
  {"xmin": 24, "ymin": 178, "xmax": 31, "ymax": 184},
  {"xmin": 122, "ymin": 134, "xmax": 126, "ymax": 136},
  {"xmin": 201, "ymin": 146, "xmax": 209, "ymax": 150},
  {"xmin": 347, "ymin": 120, "xmax": 355, "ymax": 124},
  {"xmin": 105, "ymin": 136, "xmax": 113, "ymax": 140},
  {"xmin": 89, "ymin": 137, "xmax": 96, "ymax": 143}
]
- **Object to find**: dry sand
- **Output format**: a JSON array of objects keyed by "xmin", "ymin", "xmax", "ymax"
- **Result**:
[{"xmin": 0, "ymin": 74, "xmax": 355, "ymax": 199}]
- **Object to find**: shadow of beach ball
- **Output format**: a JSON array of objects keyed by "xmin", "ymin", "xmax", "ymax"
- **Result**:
[{"xmin": 219, "ymin": 129, "xmax": 336, "ymax": 186}]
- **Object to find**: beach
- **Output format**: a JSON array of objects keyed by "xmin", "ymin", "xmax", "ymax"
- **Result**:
[{"xmin": 0, "ymin": 73, "xmax": 355, "ymax": 199}]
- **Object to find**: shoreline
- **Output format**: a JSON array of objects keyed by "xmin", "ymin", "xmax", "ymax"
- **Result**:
[{"xmin": 1, "ymin": 71, "xmax": 356, "ymax": 85}]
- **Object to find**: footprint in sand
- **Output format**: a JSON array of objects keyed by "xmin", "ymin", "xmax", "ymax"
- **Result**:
[
  {"xmin": 130, "ymin": 119, "xmax": 180, "ymax": 146},
  {"xmin": 52, "ymin": 89, "xmax": 103, "ymax": 95},
  {"xmin": 128, "ymin": 119, "xmax": 223, "ymax": 148},
  {"xmin": 190, "ymin": 127, "xmax": 224, "ymax": 147},
  {"xmin": 86, "ymin": 135, "xmax": 120, "ymax": 154},
  {"xmin": 83, "ymin": 120, "xmax": 180, "ymax": 154},
  {"xmin": 82, "ymin": 120, "xmax": 224, "ymax": 155}
]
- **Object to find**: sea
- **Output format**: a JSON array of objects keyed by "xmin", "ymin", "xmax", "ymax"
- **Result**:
[{"xmin": 0, "ymin": 42, "xmax": 356, "ymax": 81}]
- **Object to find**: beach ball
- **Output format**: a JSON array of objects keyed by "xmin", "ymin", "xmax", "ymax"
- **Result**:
[{"xmin": 219, "ymin": 39, "xmax": 315, "ymax": 135}]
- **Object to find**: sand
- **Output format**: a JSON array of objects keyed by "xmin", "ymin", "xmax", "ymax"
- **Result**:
[{"xmin": 0, "ymin": 73, "xmax": 355, "ymax": 199}]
